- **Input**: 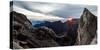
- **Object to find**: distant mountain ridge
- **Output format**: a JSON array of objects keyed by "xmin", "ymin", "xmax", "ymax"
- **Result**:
[
  {"xmin": 11, "ymin": 11, "xmax": 80, "ymax": 49},
  {"xmin": 10, "ymin": 7, "xmax": 97, "ymax": 49},
  {"xmin": 34, "ymin": 18, "xmax": 79, "ymax": 34}
]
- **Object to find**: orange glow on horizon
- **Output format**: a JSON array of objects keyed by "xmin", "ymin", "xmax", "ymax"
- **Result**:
[
  {"xmin": 67, "ymin": 16, "xmax": 74, "ymax": 22},
  {"xmin": 68, "ymin": 17, "xmax": 73, "ymax": 21}
]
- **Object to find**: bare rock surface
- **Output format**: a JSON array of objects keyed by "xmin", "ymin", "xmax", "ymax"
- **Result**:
[
  {"xmin": 10, "ymin": 8, "xmax": 97, "ymax": 49},
  {"xmin": 76, "ymin": 8, "xmax": 97, "ymax": 45}
]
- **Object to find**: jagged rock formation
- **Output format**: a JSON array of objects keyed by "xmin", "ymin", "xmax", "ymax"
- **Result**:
[
  {"xmin": 11, "ymin": 11, "xmax": 80, "ymax": 49},
  {"xmin": 10, "ymin": 11, "xmax": 60, "ymax": 49},
  {"xmin": 76, "ymin": 8, "xmax": 97, "ymax": 45},
  {"xmin": 34, "ymin": 18, "xmax": 79, "ymax": 46},
  {"xmin": 10, "ymin": 8, "xmax": 97, "ymax": 49}
]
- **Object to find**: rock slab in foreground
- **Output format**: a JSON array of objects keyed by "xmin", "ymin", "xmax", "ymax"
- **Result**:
[{"xmin": 10, "ymin": 11, "xmax": 59, "ymax": 49}]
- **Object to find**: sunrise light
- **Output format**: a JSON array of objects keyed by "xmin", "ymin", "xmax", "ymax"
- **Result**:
[{"xmin": 67, "ymin": 17, "xmax": 73, "ymax": 21}]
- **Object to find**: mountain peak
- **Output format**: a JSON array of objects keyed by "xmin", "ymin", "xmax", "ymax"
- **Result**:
[
  {"xmin": 84, "ymin": 8, "xmax": 89, "ymax": 11},
  {"xmin": 76, "ymin": 8, "xmax": 97, "ymax": 45},
  {"xmin": 83, "ymin": 8, "xmax": 90, "ymax": 14},
  {"xmin": 82, "ymin": 8, "xmax": 95, "ymax": 17}
]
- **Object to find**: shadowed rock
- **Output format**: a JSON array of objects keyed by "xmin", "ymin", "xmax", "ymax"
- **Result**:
[
  {"xmin": 10, "ymin": 11, "xmax": 59, "ymax": 49},
  {"xmin": 10, "ymin": 8, "xmax": 97, "ymax": 49},
  {"xmin": 76, "ymin": 8, "xmax": 97, "ymax": 45}
]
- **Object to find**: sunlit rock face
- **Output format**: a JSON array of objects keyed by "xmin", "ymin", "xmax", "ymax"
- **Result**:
[{"xmin": 76, "ymin": 8, "xmax": 97, "ymax": 45}]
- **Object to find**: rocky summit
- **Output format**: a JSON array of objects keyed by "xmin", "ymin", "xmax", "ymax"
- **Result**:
[
  {"xmin": 10, "ymin": 8, "xmax": 97, "ymax": 49},
  {"xmin": 76, "ymin": 8, "xmax": 97, "ymax": 45},
  {"xmin": 10, "ymin": 11, "xmax": 60, "ymax": 49}
]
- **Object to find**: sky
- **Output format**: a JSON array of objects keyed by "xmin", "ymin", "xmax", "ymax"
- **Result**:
[{"xmin": 11, "ymin": 1, "xmax": 97, "ymax": 22}]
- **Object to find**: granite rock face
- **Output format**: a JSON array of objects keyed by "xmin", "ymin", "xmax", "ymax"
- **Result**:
[{"xmin": 76, "ymin": 8, "xmax": 97, "ymax": 45}]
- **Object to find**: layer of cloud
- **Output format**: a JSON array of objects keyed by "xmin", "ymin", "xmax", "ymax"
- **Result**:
[
  {"xmin": 13, "ymin": 1, "xmax": 97, "ymax": 18},
  {"xmin": 12, "ymin": 1, "xmax": 97, "ymax": 23},
  {"xmin": 12, "ymin": 5, "xmax": 65, "ymax": 22},
  {"xmin": 13, "ymin": 1, "xmax": 65, "ymax": 13}
]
